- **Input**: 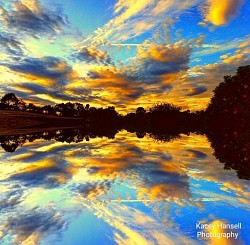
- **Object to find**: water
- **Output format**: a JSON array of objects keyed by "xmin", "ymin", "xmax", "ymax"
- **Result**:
[{"xmin": 0, "ymin": 130, "xmax": 249, "ymax": 245}]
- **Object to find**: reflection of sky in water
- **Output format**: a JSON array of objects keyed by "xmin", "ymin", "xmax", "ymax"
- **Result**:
[{"xmin": 0, "ymin": 131, "xmax": 249, "ymax": 245}]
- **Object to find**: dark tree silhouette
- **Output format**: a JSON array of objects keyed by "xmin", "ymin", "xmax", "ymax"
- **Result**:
[
  {"xmin": 136, "ymin": 107, "xmax": 146, "ymax": 114},
  {"xmin": 26, "ymin": 103, "xmax": 36, "ymax": 112},
  {"xmin": 1, "ymin": 93, "xmax": 20, "ymax": 109},
  {"xmin": 42, "ymin": 105, "xmax": 54, "ymax": 114},
  {"xmin": 206, "ymin": 65, "xmax": 250, "ymax": 120},
  {"xmin": 1, "ymin": 93, "xmax": 27, "ymax": 111},
  {"xmin": 149, "ymin": 103, "xmax": 181, "ymax": 113},
  {"xmin": 1, "ymin": 93, "xmax": 18, "ymax": 104},
  {"xmin": 204, "ymin": 65, "xmax": 250, "ymax": 180}
]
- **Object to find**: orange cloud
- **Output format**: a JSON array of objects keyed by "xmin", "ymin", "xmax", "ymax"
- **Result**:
[
  {"xmin": 137, "ymin": 43, "xmax": 191, "ymax": 63},
  {"xmin": 85, "ymin": 65, "xmax": 144, "ymax": 106},
  {"xmin": 73, "ymin": 46, "xmax": 112, "ymax": 65},
  {"xmin": 205, "ymin": 0, "xmax": 244, "ymax": 26}
]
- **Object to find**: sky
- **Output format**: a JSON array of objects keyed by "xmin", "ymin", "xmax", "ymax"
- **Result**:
[{"xmin": 0, "ymin": 0, "xmax": 250, "ymax": 113}]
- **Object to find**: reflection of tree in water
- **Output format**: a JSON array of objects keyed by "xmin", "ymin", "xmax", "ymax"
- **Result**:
[
  {"xmin": 206, "ymin": 127, "xmax": 250, "ymax": 180},
  {"xmin": 1, "ymin": 138, "xmax": 21, "ymax": 152},
  {"xmin": 1, "ymin": 135, "xmax": 35, "ymax": 152},
  {"xmin": 0, "ymin": 127, "xmax": 185, "ymax": 153},
  {"xmin": 0, "ymin": 127, "xmax": 120, "ymax": 153},
  {"xmin": 1, "ymin": 126, "xmax": 249, "ymax": 181},
  {"xmin": 148, "ymin": 132, "xmax": 181, "ymax": 142}
]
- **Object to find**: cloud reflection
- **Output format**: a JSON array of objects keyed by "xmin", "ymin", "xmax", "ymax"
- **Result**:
[{"xmin": 0, "ymin": 131, "xmax": 249, "ymax": 244}]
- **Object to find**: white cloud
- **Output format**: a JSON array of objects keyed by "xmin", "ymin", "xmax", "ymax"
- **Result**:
[{"xmin": 83, "ymin": 0, "xmax": 201, "ymax": 45}]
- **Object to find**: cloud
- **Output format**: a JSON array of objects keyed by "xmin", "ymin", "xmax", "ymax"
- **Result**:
[
  {"xmin": 120, "ymin": 41, "xmax": 194, "ymax": 106},
  {"xmin": 238, "ymin": 40, "xmax": 250, "ymax": 49},
  {"xmin": 0, "ymin": 54, "xmax": 96, "ymax": 106},
  {"xmin": 85, "ymin": 65, "xmax": 144, "ymax": 103},
  {"xmin": 77, "ymin": 139, "xmax": 191, "ymax": 202},
  {"xmin": 0, "ymin": 32, "xmax": 23, "ymax": 55},
  {"xmin": 0, "ymin": 0, "xmax": 67, "ymax": 37},
  {"xmin": 136, "ymin": 42, "xmax": 192, "ymax": 83},
  {"xmin": 17, "ymin": 82, "xmax": 91, "ymax": 103},
  {"xmin": 72, "ymin": 181, "xmax": 112, "ymax": 199},
  {"xmin": 72, "ymin": 46, "xmax": 113, "ymax": 65},
  {"xmin": 84, "ymin": 143, "xmax": 146, "ymax": 178},
  {"xmin": 185, "ymin": 86, "xmax": 207, "ymax": 96},
  {"xmin": 2, "ymin": 207, "xmax": 66, "ymax": 244},
  {"xmin": 75, "ymin": 40, "xmax": 198, "ymax": 110},
  {"xmin": 0, "ymin": 188, "xmax": 24, "ymax": 211},
  {"xmin": 204, "ymin": 0, "xmax": 244, "ymax": 26},
  {"xmin": 187, "ymin": 46, "xmax": 250, "ymax": 92},
  {"xmin": 193, "ymin": 35, "xmax": 250, "ymax": 58},
  {"xmin": 83, "ymin": 201, "xmax": 199, "ymax": 245},
  {"xmin": 83, "ymin": 0, "xmax": 200, "ymax": 45},
  {"xmin": 4, "ymin": 56, "xmax": 75, "ymax": 85},
  {"xmin": 185, "ymin": 149, "xmax": 207, "ymax": 159},
  {"xmin": 139, "ymin": 167, "xmax": 190, "ymax": 200},
  {"xmin": 159, "ymin": 44, "xmax": 250, "ymax": 111},
  {"xmin": 7, "ymin": 159, "xmax": 74, "ymax": 188}
]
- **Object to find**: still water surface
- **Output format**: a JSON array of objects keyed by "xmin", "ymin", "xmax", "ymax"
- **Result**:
[{"xmin": 0, "ymin": 131, "xmax": 249, "ymax": 244}]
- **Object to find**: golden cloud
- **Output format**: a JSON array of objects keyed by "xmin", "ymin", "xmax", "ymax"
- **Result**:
[
  {"xmin": 20, "ymin": 0, "xmax": 41, "ymax": 13},
  {"xmin": 205, "ymin": 0, "xmax": 244, "ymax": 26}
]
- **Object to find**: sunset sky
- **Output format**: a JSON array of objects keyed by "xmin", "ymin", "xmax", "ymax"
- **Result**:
[{"xmin": 0, "ymin": 0, "xmax": 250, "ymax": 113}]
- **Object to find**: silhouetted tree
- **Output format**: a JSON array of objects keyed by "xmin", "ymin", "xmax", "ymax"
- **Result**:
[
  {"xmin": 149, "ymin": 103, "xmax": 181, "ymax": 113},
  {"xmin": 74, "ymin": 103, "xmax": 85, "ymax": 117},
  {"xmin": 0, "ymin": 93, "xmax": 27, "ymax": 111},
  {"xmin": 206, "ymin": 65, "xmax": 250, "ymax": 120},
  {"xmin": 136, "ymin": 107, "xmax": 146, "ymax": 114},
  {"xmin": 42, "ymin": 105, "xmax": 54, "ymax": 115},
  {"xmin": 54, "ymin": 103, "xmax": 66, "ymax": 116},
  {"xmin": 1, "ymin": 93, "xmax": 19, "ymax": 110}
]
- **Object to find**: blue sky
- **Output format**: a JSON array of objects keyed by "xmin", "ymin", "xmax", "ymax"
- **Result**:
[{"xmin": 0, "ymin": 0, "xmax": 250, "ymax": 112}]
